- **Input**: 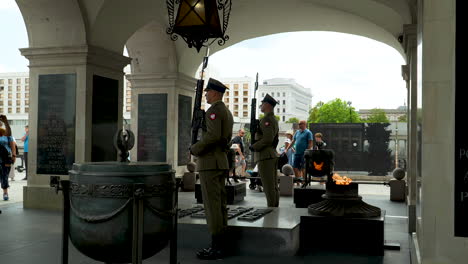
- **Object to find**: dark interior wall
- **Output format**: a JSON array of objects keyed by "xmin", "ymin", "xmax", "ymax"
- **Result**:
[{"xmin": 91, "ymin": 75, "xmax": 118, "ymax": 162}]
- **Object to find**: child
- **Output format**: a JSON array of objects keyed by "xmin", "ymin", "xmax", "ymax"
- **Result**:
[{"xmin": 313, "ymin": 132, "xmax": 327, "ymax": 150}]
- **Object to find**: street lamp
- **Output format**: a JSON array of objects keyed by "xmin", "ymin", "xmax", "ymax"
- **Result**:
[
  {"xmin": 347, "ymin": 101, "xmax": 352, "ymax": 123},
  {"xmin": 166, "ymin": 0, "xmax": 232, "ymax": 52}
]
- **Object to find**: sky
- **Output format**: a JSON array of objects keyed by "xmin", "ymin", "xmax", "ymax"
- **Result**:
[
  {"xmin": 0, "ymin": 0, "xmax": 28, "ymax": 73},
  {"xmin": 208, "ymin": 32, "xmax": 407, "ymax": 110},
  {"xmin": 1, "ymin": 0, "xmax": 407, "ymax": 111}
]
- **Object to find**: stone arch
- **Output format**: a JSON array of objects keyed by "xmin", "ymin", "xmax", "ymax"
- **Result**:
[
  {"xmin": 175, "ymin": 1, "xmax": 411, "ymax": 77},
  {"xmin": 15, "ymin": 0, "xmax": 413, "ymax": 72},
  {"xmin": 87, "ymin": 0, "xmax": 168, "ymax": 54},
  {"xmin": 125, "ymin": 20, "xmax": 177, "ymax": 74},
  {"xmin": 15, "ymin": 0, "xmax": 87, "ymax": 48}
]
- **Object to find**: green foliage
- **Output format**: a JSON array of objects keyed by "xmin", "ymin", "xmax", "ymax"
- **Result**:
[
  {"xmin": 259, "ymin": 114, "xmax": 280, "ymax": 121},
  {"xmin": 364, "ymin": 108, "xmax": 389, "ymax": 123},
  {"xmin": 311, "ymin": 99, "xmax": 361, "ymax": 123},
  {"xmin": 398, "ymin": 114, "xmax": 407, "ymax": 122},
  {"xmin": 286, "ymin": 117, "xmax": 299, "ymax": 123},
  {"xmin": 243, "ymin": 127, "xmax": 251, "ymax": 142},
  {"xmin": 307, "ymin": 101, "xmax": 324, "ymax": 123}
]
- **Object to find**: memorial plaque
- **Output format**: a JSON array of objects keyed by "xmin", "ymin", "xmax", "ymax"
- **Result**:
[
  {"xmin": 37, "ymin": 74, "xmax": 76, "ymax": 175},
  {"xmin": 92, "ymin": 75, "xmax": 118, "ymax": 162},
  {"xmin": 178, "ymin": 205, "xmax": 204, "ymax": 218},
  {"xmin": 137, "ymin": 94, "xmax": 167, "ymax": 162},
  {"xmin": 238, "ymin": 208, "xmax": 273, "ymax": 222},
  {"xmin": 455, "ymin": 0, "xmax": 468, "ymax": 237},
  {"xmin": 178, "ymin": 95, "xmax": 192, "ymax": 166},
  {"xmin": 191, "ymin": 206, "xmax": 253, "ymax": 220}
]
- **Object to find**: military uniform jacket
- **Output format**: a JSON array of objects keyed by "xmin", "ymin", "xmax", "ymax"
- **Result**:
[
  {"xmin": 191, "ymin": 100, "xmax": 234, "ymax": 171},
  {"xmin": 252, "ymin": 111, "xmax": 279, "ymax": 162}
]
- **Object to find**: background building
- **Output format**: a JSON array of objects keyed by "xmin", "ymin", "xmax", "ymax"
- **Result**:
[
  {"xmin": 219, "ymin": 77, "xmax": 254, "ymax": 123},
  {"xmin": 258, "ymin": 78, "xmax": 313, "ymax": 122},
  {"xmin": 123, "ymin": 76, "xmax": 131, "ymax": 124},
  {"xmin": 358, "ymin": 105, "xmax": 407, "ymax": 121},
  {"xmin": 0, "ymin": 72, "xmax": 30, "ymax": 143},
  {"xmin": 1, "ymin": 71, "xmax": 134, "ymax": 142},
  {"xmin": 198, "ymin": 76, "xmax": 255, "ymax": 123}
]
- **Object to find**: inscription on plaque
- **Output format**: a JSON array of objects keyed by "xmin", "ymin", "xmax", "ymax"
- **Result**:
[
  {"xmin": 37, "ymin": 74, "xmax": 76, "ymax": 175},
  {"xmin": 178, "ymin": 95, "xmax": 192, "ymax": 166},
  {"xmin": 455, "ymin": 0, "xmax": 468, "ymax": 237},
  {"xmin": 137, "ymin": 94, "xmax": 167, "ymax": 162}
]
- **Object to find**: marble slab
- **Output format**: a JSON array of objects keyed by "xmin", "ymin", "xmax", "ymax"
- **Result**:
[{"xmin": 177, "ymin": 204, "xmax": 308, "ymax": 256}]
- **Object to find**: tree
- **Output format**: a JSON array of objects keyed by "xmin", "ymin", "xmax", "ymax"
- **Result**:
[
  {"xmin": 313, "ymin": 99, "xmax": 361, "ymax": 123},
  {"xmin": 259, "ymin": 114, "xmax": 280, "ymax": 121},
  {"xmin": 307, "ymin": 101, "xmax": 324, "ymax": 123},
  {"xmin": 243, "ymin": 127, "xmax": 251, "ymax": 142},
  {"xmin": 398, "ymin": 114, "xmax": 407, "ymax": 122},
  {"xmin": 364, "ymin": 108, "xmax": 389, "ymax": 123},
  {"xmin": 286, "ymin": 117, "xmax": 299, "ymax": 123}
]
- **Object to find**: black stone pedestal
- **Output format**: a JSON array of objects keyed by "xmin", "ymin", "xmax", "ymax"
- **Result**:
[
  {"xmin": 300, "ymin": 210, "xmax": 385, "ymax": 256},
  {"xmin": 195, "ymin": 182, "xmax": 246, "ymax": 204},
  {"xmin": 293, "ymin": 185, "xmax": 326, "ymax": 208}
]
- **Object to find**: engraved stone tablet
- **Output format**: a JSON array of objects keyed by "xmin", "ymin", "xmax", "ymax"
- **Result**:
[
  {"xmin": 178, "ymin": 95, "xmax": 192, "ymax": 166},
  {"xmin": 37, "ymin": 74, "xmax": 76, "ymax": 175},
  {"xmin": 137, "ymin": 94, "xmax": 167, "ymax": 162}
]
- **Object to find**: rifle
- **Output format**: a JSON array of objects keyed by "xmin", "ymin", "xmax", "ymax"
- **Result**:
[
  {"xmin": 249, "ymin": 73, "xmax": 260, "ymax": 167},
  {"xmin": 191, "ymin": 48, "xmax": 210, "ymax": 145}
]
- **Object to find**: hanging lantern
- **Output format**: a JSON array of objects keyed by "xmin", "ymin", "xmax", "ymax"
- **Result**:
[{"xmin": 166, "ymin": 0, "xmax": 232, "ymax": 52}]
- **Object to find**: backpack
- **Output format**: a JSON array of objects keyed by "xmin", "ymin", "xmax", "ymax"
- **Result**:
[
  {"xmin": 278, "ymin": 152, "xmax": 289, "ymax": 172},
  {"xmin": 14, "ymin": 142, "xmax": 19, "ymax": 156},
  {"xmin": 0, "ymin": 137, "xmax": 13, "ymax": 165}
]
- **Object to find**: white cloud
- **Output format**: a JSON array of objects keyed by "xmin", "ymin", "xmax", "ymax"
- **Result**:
[
  {"xmin": 209, "ymin": 32, "xmax": 407, "ymax": 110},
  {"xmin": 0, "ymin": 0, "xmax": 18, "ymax": 10},
  {"xmin": 0, "ymin": 1, "xmax": 29, "ymax": 73}
]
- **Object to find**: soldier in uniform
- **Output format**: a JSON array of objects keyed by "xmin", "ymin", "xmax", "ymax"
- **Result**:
[
  {"xmin": 249, "ymin": 94, "xmax": 280, "ymax": 207},
  {"xmin": 190, "ymin": 78, "xmax": 234, "ymax": 260}
]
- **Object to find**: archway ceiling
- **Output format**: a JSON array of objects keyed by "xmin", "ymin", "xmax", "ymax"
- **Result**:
[{"xmin": 17, "ymin": 0, "xmax": 413, "ymax": 76}]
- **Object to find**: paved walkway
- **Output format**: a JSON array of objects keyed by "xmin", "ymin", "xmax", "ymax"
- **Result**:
[
  {"xmin": 0, "ymin": 173, "xmax": 409, "ymax": 264},
  {"xmin": 3, "ymin": 170, "xmax": 395, "ymax": 205},
  {"xmin": 1, "ymin": 169, "xmax": 27, "ymax": 205}
]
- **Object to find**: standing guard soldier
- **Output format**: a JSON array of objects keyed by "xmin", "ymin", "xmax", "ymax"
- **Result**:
[
  {"xmin": 190, "ymin": 78, "xmax": 234, "ymax": 260},
  {"xmin": 249, "ymin": 94, "xmax": 280, "ymax": 207}
]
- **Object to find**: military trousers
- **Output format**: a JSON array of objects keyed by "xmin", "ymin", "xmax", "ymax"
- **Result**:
[
  {"xmin": 199, "ymin": 170, "xmax": 228, "ymax": 235},
  {"xmin": 258, "ymin": 157, "xmax": 279, "ymax": 207}
]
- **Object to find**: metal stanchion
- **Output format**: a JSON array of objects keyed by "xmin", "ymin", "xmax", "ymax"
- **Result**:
[
  {"xmin": 50, "ymin": 177, "xmax": 70, "ymax": 264},
  {"xmin": 170, "ymin": 180, "xmax": 180, "ymax": 264},
  {"xmin": 132, "ymin": 184, "xmax": 145, "ymax": 264},
  {"xmin": 60, "ymin": 180, "xmax": 70, "ymax": 264}
]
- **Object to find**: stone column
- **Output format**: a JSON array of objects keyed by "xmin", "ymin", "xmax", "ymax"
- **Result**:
[
  {"xmin": 20, "ymin": 45, "xmax": 130, "ymax": 210},
  {"xmin": 126, "ymin": 73, "xmax": 196, "ymax": 175},
  {"xmin": 402, "ymin": 24, "xmax": 418, "ymax": 233}
]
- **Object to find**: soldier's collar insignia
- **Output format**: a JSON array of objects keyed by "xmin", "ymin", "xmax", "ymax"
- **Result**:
[
  {"xmin": 209, "ymin": 113, "xmax": 216, "ymax": 120},
  {"xmin": 265, "ymin": 121, "xmax": 270, "ymax": 126}
]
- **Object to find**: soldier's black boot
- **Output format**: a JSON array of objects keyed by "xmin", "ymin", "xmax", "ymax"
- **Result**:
[{"xmin": 196, "ymin": 235, "xmax": 225, "ymax": 260}]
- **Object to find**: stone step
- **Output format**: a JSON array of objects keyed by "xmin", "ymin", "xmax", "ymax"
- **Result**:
[
  {"xmin": 194, "ymin": 182, "xmax": 246, "ymax": 204},
  {"xmin": 300, "ymin": 210, "xmax": 386, "ymax": 256},
  {"xmin": 177, "ymin": 204, "xmax": 308, "ymax": 256}
]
